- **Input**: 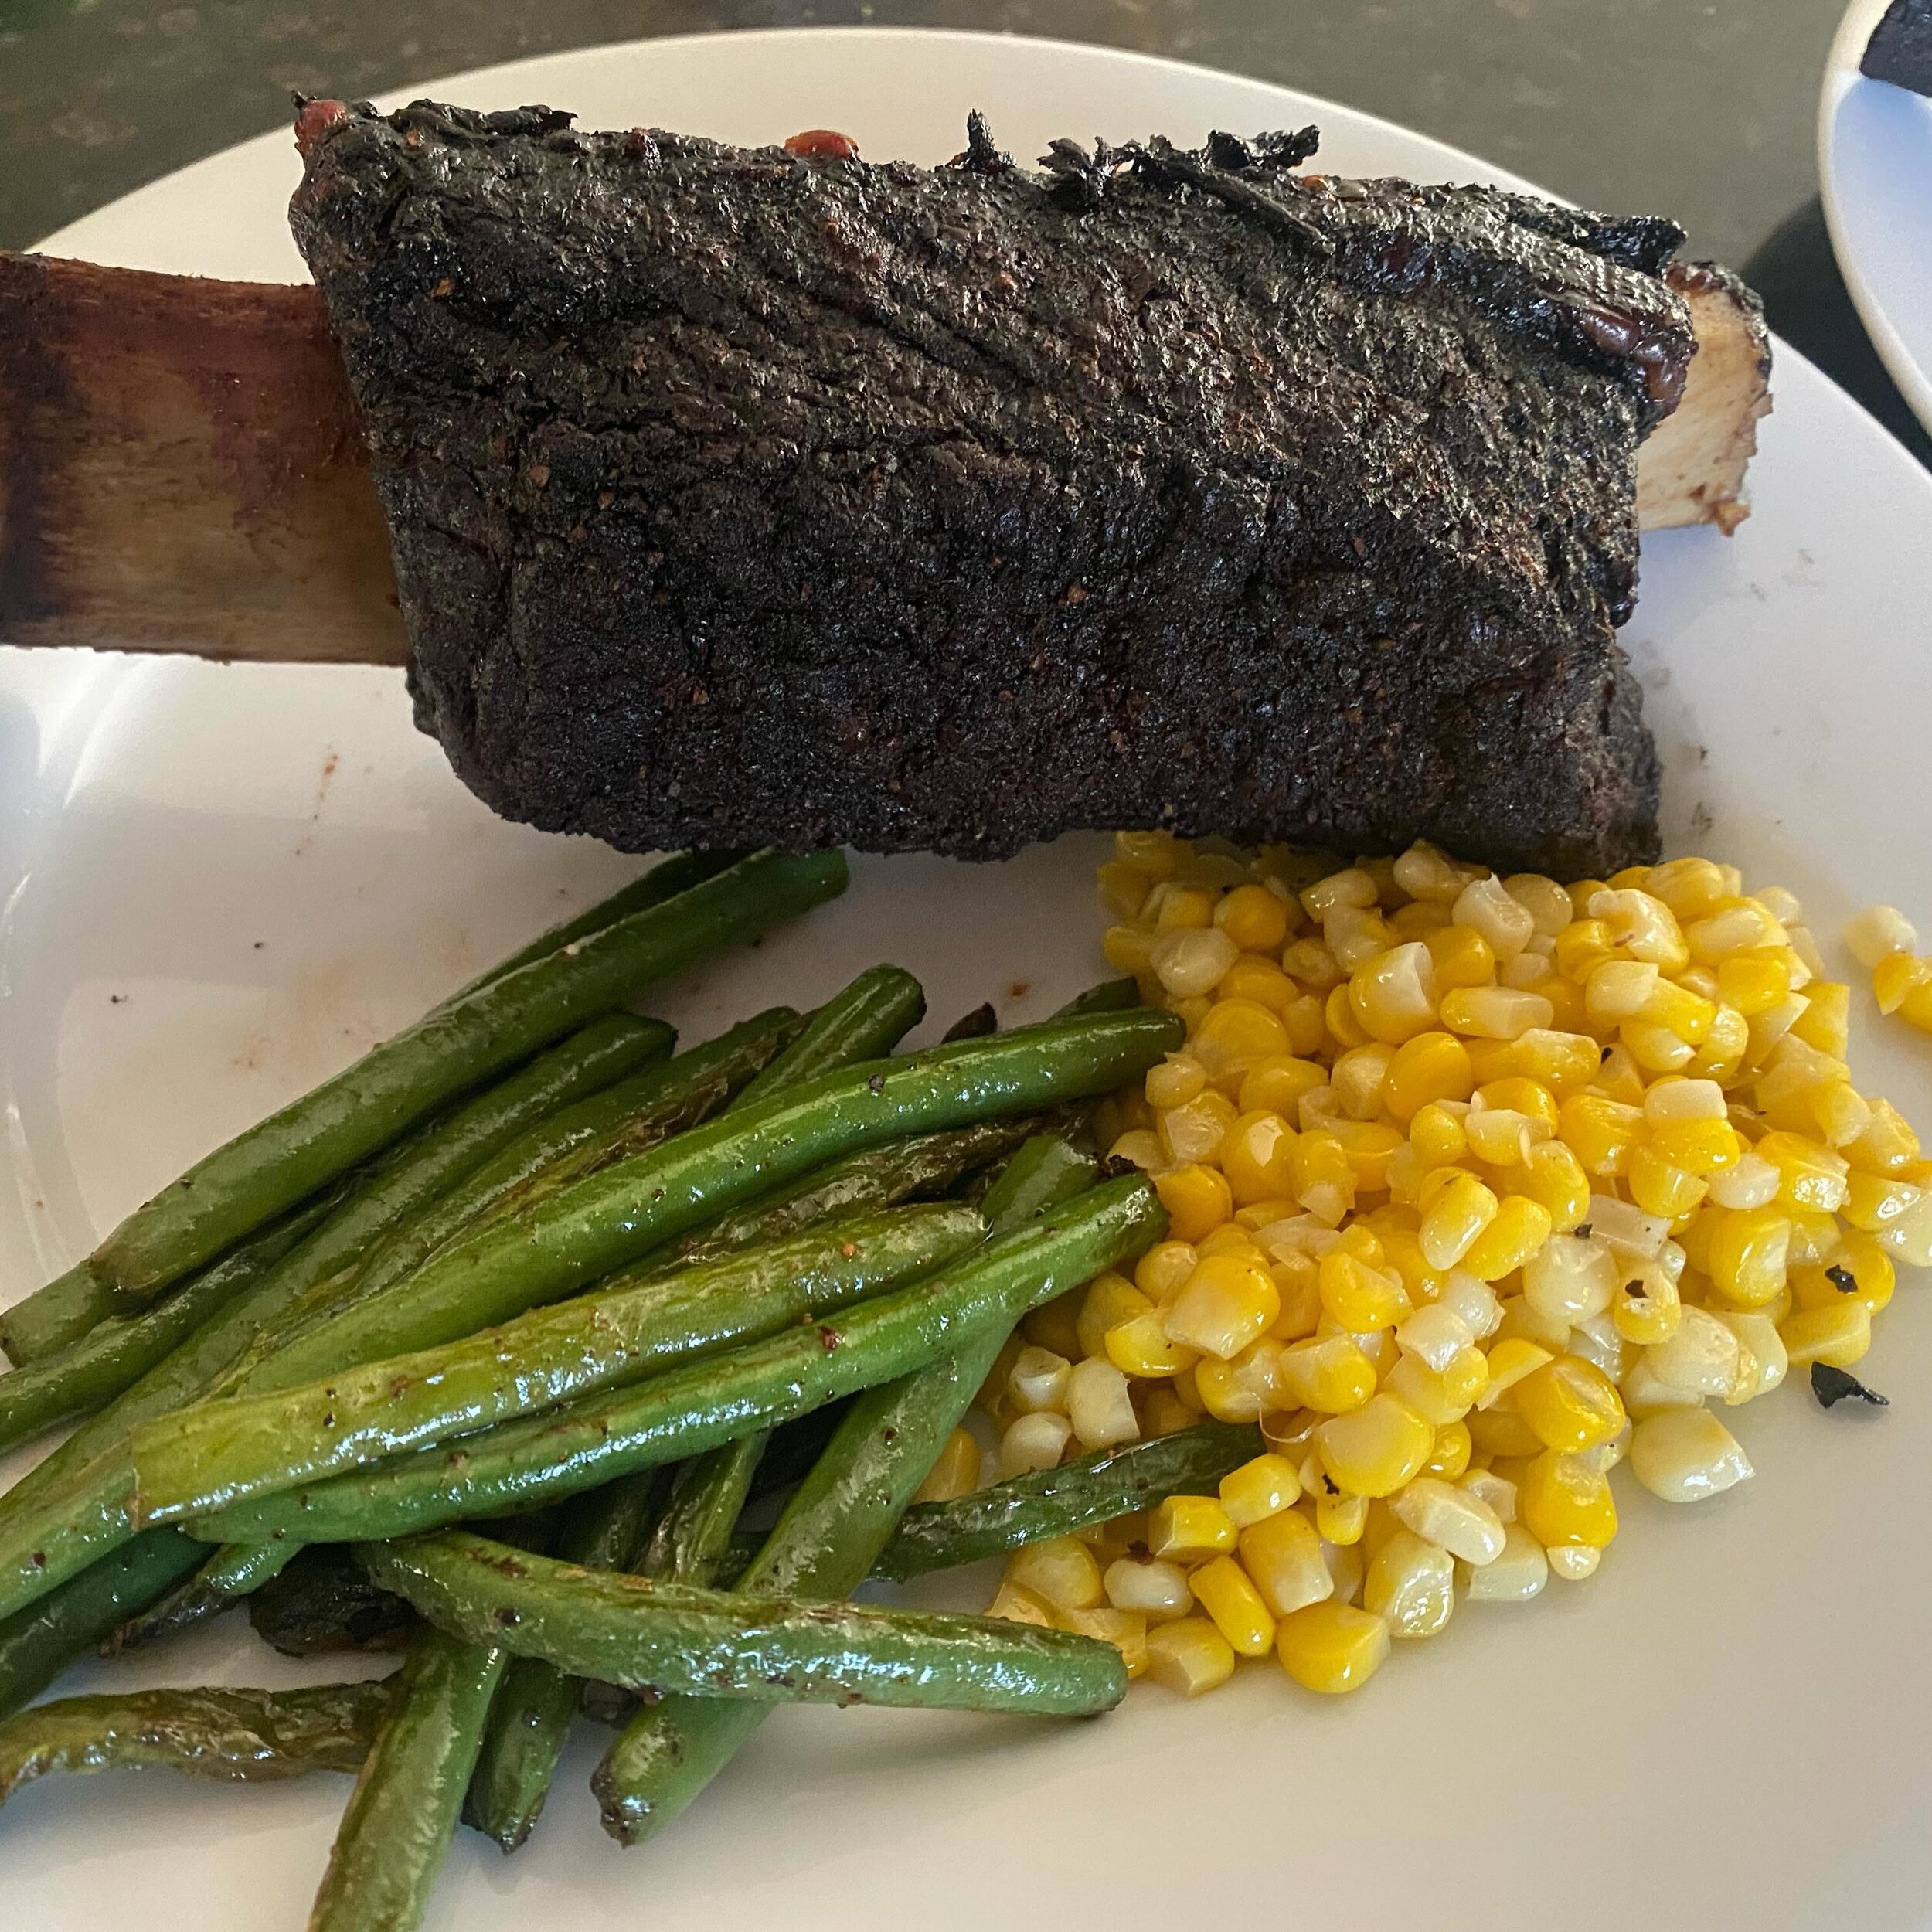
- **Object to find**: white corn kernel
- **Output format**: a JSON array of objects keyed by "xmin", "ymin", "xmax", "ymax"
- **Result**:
[
  {"xmin": 1437, "ymin": 1271, "xmax": 1505, "ymax": 1340},
  {"xmin": 1008, "ymin": 1345, "xmax": 1072, "ymax": 1415},
  {"xmin": 1150, "ymin": 927, "xmax": 1238, "ymax": 998},
  {"xmin": 998, "ymin": 1410, "xmax": 1073, "ymax": 1478},
  {"xmin": 1463, "ymin": 1521, "xmax": 1549, "ymax": 1603},
  {"xmin": 1453, "ymin": 876, "xmax": 1536, "ymax": 961},
  {"xmin": 1629, "ymin": 1408, "xmax": 1754, "ymax": 1502},
  {"xmin": 1844, "ymin": 904, "xmax": 1919, "ymax": 970},
  {"xmin": 1103, "ymin": 1556, "xmax": 1194, "ymax": 1621},
  {"xmin": 1065, "ymin": 1355, "xmax": 1141, "ymax": 1449},
  {"xmin": 1586, "ymin": 1194, "xmax": 1670, "ymax": 1258},
  {"xmin": 1643, "ymin": 1077, "xmax": 1727, "ymax": 1124},
  {"xmin": 1395, "ymin": 1301, "xmax": 1476, "ymax": 1373},
  {"xmin": 1709, "ymin": 1152, "xmax": 1780, "ymax": 1210},
  {"xmin": 1007, "ymin": 1536, "xmax": 1104, "ymax": 1611},
  {"xmin": 1522, "ymin": 1233, "xmax": 1618, "ymax": 1325},
  {"xmin": 1714, "ymin": 1309, "xmax": 1787, "ymax": 1403},
  {"xmin": 1364, "ymin": 1529, "xmax": 1457, "ymax": 1638},
  {"xmin": 1458, "ymin": 1468, "xmax": 1517, "ymax": 1523},
  {"xmin": 1546, "ymin": 1544, "xmax": 1602, "ymax": 1581},
  {"xmin": 1644, "ymin": 1305, "xmax": 1747, "ymax": 1399},
  {"xmin": 1389, "ymin": 1476, "xmax": 1508, "ymax": 1565}
]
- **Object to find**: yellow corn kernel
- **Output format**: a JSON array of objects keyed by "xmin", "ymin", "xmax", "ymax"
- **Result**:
[
  {"xmin": 1151, "ymin": 884, "xmax": 1219, "ymax": 932},
  {"xmin": 1476, "ymin": 1077, "xmax": 1560, "ymax": 1132},
  {"xmin": 1238, "ymin": 1053, "xmax": 1328, "ymax": 1117},
  {"xmin": 1502, "ymin": 874, "xmax": 1574, "ymax": 938},
  {"xmin": 1513, "ymin": 1355, "xmax": 1627, "ymax": 1452},
  {"xmin": 1324, "ymin": 982, "xmax": 1371, "ymax": 1050},
  {"xmin": 1277, "ymin": 1334, "xmax": 1378, "ymax": 1413},
  {"xmin": 1347, "ymin": 943, "xmax": 1440, "ymax": 1046},
  {"xmin": 909, "ymin": 1426, "xmax": 981, "ymax": 1505},
  {"xmin": 1216, "ymin": 1109, "xmax": 1297, "ymax": 1209},
  {"xmin": 1590, "ymin": 1043, "xmax": 1648, "ymax": 1105},
  {"xmin": 1145, "ymin": 1053, "xmax": 1208, "ymax": 1111},
  {"xmin": 1467, "ymin": 1403, "xmax": 1546, "ymax": 1459},
  {"xmin": 1317, "ymin": 1393, "xmax": 1437, "ymax": 1498},
  {"xmin": 1440, "ymin": 985, "xmax": 1555, "ymax": 1040},
  {"xmin": 1611, "ymin": 1258, "xmax": 1682, "ymax": 1345},
  {"xmin": 1422, "ymin": 922, "xmax": 1498, "ymax": 994},
  {"xmin": 1102, "ymin": 923, "xmax": 1158, "ymax": 979},
  {"xmin": 1792, "ymin": 1232, "xmax": 1895, "ymax": 1314},
  {"xmin": 1189, "ymin": 1554, "xmax": 1277, "ymax": 1657},
  {"xmin": 1391, "ymin": 900, "xmax": 1452, "ymax": 937},
  {"xmin": 1059, "ymin": 1605, "xmax": 1150, "ymax": 1678},
  {"xmin": 1380, "ymin": 1032, "xmax": 1475, "ymax": 1124},
  {"xmin": 1716, "ymin": 950, "xmax": 1792, "ymax": 1016},
  {"xmin": 1406, "ymin": 1100, "xmax": 1470, "ymax": 1170},
  {"xmin": 1461, "ymin": 1197, "xmax": 1554, "ymax": 1281},
  {"xmin": 1156, "ymin": 1086, "xmax": 1236, "ymax": 1167},
  {"xmin": 987, "ymin": 1581, "xmax": 1057, "ymax": 1628},
  {"xmin": 1151, "ymin": 1164, "xmax": 1233, "ymax": 1245},
  {"xmin": 1145, "ymin": 1615, "xmax": 1237, "ymax": 1697},
  {"xmin": 1134, "ymin": 1240, "xmax": 1199, "ymax": 1304},
  {"xmin": 1471, "ymin": 1028, "xmax": 1605, "ymax": 1097},
  {"xmin": 1192, "ymin": 997, "xmax": 1292, "ymax": 1086},
  {"xmin": 1164, "ymin": 1254, "xmax": 1281, "ymax": 1361},
  {"xmin": 1141, "ymin": 1386, "xmax": 1200, "ymax": 1436},
  {"xmin": 1293, "ymin": 1132, "xmax": 1357, "ymax": 1226},
  {"xmin": 1275, "ymin": 1600, "xmax": 1391, "ymax": 1694},
  {"xmin": 1096, "ymin": 859, "xmax": 1154, "ymax": 920},
  {"xmin": 1148, "ymin": 1494, "xmax": 1239, "ymax": 1563},
  {"xmin": 1554, "ymin": 917, "xmax": 1621, "ymax": 981},
  {"xmin": 1557, "ymin": 1092, "xmax": 1644, "ymax": 1179},
  {"xmin": 1751, "ymin": 1130, "xmax": 1849, "ymax": 1213},
  {"xmin": 1509, "ymin": 1139, "xmax": 1593, "ymax": 1231},
  {"xmin": 1479, "ymin": 1335, "xmax": 1554, "ymax": 1403},
  {"xmin": 1703, "ymin": 1205, "xmax": 1792, "ymax": 1308},
  {"xmin": 1105, "ymin": 1311, "xmax": 1199, "ymax": 1379},
  {"xmin": 1218, "ymin": 956, "xmax": 1300, "ymax": 1015},
  {"xmin": 1238, "ymin": 1510, "xmax": 1333, "ymax": 1619},
  {"xmin": 1384, "ymin": 1347, "xmax": 1489, "ymax": 1427},
  {"xmin": 1590, "ymin": 886, "xmax": 1689, "ymax": 971},
  {"xmin": 1845, "ymin": 1097, "xmax": 1921, "ymax": 1177},
  {"xmin": 1872, "ymin": 951, "xmax": 1932, "ymax": 1015},
  {"xmin": 1780, "ymin": 1299, "xmax": 1872, "ymax": 1368},
  {"xmin": 1417, "ymin": 1171, "xmax": 1499, "ymax": 1270},
  {"xmin": 1107, "ymin": 1129, "xmax": 1164, "ymax": 1172},
  {"xmin": 1422, "ymin": 1419, "xmax": 1475, "ymax": 1480},
  {"xmin": 1788, "ymin": 982, "xmax": 1851, "ymax": 1057},
  {"xmin": 1518, "ymin": 1448, "xmax": 1619, "ymax": 1549},
  {"xmin": 1318, "ymin": 1250, "xmax": 1410, "ymax": 1332},
  {"xmin": 1170, "ymin": 1365, "xmax": 1208, "ymax": 1415},
  {"xmin": 1807, "ymin": 1080, "xmax": 1872, "ymax": 1150},
  {"xmin": 1843, "ymin": 1169, "xmax": 1923, "ymax": 1235},
  {"xmin": 1649, "ymin": 1117, "xmax": 1743, "ymax": 1175},
  {"xmin": 1628, "ymin": 1145, "xmax": 1709, "ymax": 1219},
  {"xmin": 1006, "ymin": 1536, "xmax": 1105, "ymax": 1613},
  {"xmin": 1115, "ymin": 830, "xmax": 1187, "ymax": 878},
  {"xmin": 1215, "ymin": 1454, "xmax": 1300, "ymax": 1530},
  {"xmin": 1645, "ymin": 857, "xmax": 1730, "ymax": 921},
  {"xmin": 1621, "ymin": 1019, "xmax": 1698, "ymax": 1073},
  {"xmin": 1684, "ymin": 1003, "xmax": 1750, "ymax": 1083},
  {"xmin": 1328, "ymin": 1043, "xmax": 1393, "ymax": 1122},
  {"xmin": 1077, "ymin": 1274, "xmax": 1155, "ymax": 1360},
  {"xmin": 1315, "ymin": 1486, "xmax": 1370, "ymax": 1545},
  {"xmin": 1215, "ymin": 882, "xmax": 1293, "ymax": 953}
]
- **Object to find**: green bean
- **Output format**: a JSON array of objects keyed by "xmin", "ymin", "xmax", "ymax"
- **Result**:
[
  {"xmin": 105, "ymin": 1539, "xmax": 299, "ymax": 1653},
  {"xmin": 187, "ymin": 1175, "xmax": 1165, "ymax": 1547},
  {"xmin": 362, "ymin": 1531, "xmax": 1126, "ymax": 1717},
  {"xmin": 0, "ymin": 1531, "xmax": 206, "ymax": 1722},
  {"xmin": 88, "ymin": 847, "xmax": 845, "ymax": 1305},
  {"xmin": 196, "ymin": 1009, "xmax": 1179, "ymax": 1417},
  {"xmin": 669, "ymin": 1117, "xmax": 1037, "ymax": 1264},
  {"xmin": 464, "ymin": 1440, "xmax": 753, "ymax": 1854},
  {"xmin": 136, "ymin": 1204, "xmax": 985, "ymax": 1522},
  {"xmin": 0, "ymin": 1262, "xmax": 114, "ymax": 1369},
  {"xmin": 593, "ymin": 1130, "xmax": 1097, "ymax": 1842},
  {"xmin": 876, "ymin": 1423, "xmax": 1265, "ymax": 1579},
  {"xmin": 250, "ymin": 1548, "xmax": 414, "ymax": 1660},
  {"xmin": 1055, "ymin": 978, "xmax": 1143, "ymax": 1018},
  {"xmin": 725, "ymin": 964, "xmax": 925, "ymax": 1113},
  {"xmin": 0, "ymin": 1019, "xmax": 678, "ymax": 1624},
  {"xmin": 307, "ymin": 1624, "xmax": 507, "ymax": 1932},
  {"xmin": 0, "ymin": 1196, "xmax": 335, "ymax": 1455},
  {"xmin": 0, "ymin": 1680, "xmax": 396, "ymax": 1808},
  {"xmin": 442, "ymin": 850, "xmax": 741, "ymax": 1005},
  {"xmin": 250, "ymin": 1009, "xmax": 797, "ymax": 1369}
]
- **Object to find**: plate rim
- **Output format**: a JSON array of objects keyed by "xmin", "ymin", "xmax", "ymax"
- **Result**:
[{"xmin": 1819, "ymin": 0, "xmax": 1932, "ymax": 436}]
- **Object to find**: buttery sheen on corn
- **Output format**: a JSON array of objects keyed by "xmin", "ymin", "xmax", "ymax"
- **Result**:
[{"xmin": 975, "ymin": 835, "xmax": 1926, "ymax": 1705}]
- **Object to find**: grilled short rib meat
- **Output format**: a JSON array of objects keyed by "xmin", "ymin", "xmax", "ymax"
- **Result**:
[
  {"xmin": 1864, "ymin": 0, "xmax": 1932, "ymax": 94},
  {"xmin": 292, "ymin": 100, "xmax": 1701, "ymax": 875}
]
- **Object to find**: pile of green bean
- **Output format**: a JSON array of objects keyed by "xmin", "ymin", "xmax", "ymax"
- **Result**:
[{"xmin": 0, "ymin": 850, "xmax": 1215, "ymax": 1929}]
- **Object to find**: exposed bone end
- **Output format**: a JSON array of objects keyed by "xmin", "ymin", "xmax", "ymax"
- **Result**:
[{"xmin": 1637, "ymin": 262, "xmax": 1773, "ymax": 535}]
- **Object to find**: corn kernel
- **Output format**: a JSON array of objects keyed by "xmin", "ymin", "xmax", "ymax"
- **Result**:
[
  {"xmin": 1149, "ymin": 925, "xmax": 1238, "ymax": 998},
  {"xmin": 1277, "ymin": 1334, "xmax": 1378, "ymax": 1413},
  {"xmin": 1440, "ymin": 985, "xmax": 1555, "ymax": 1040},
  {"xmin": 1141, "ymin": 1386, "xmax": 1199, "ymax": 1437},
  {"xmin": 1590, "ymin": 887, "xmax": 1689, "ymax": 971},
  {"xmin": 1162, "ymin": 1253, "xmax": 1281, "ymax": 1362},
  {"xmin": 1145, "ymin": 1053, "xmax": 1209, "ymax": 1111},
  {"xmin": 1218, "ymin": 956, "xmax": 1301, "ymax": 1015},
  {"xmin": 1152, "ymin": 1163, "xmax": 1234, "ymax": 1244},
  {"xmin": 1717, "ymin": 950, "xmax": 1792, "ymax": 1015},
  {"xmin": 1135, "ymin": 1240, "xmax": 1199, "ymax": 1302},
  {"xmin": 1547, "ymin": 1545, "xmax": 1604, "ymax": 1580},
  {"xmin": 1189, "ymin": 1554, "xmax": 1277, "ymax": 1657},
  {"xmin": 1843, "ymin": 1170, "xmax": 1923, "ymax": 1233},
  {"xmin": 1281, "ymin": 936, "xmax": 1345, "ymax": 992},
  {"xmin": 1792, "ymin": 1233, "xmax": 1895, "ymax": 1314},
  {"xmin": 998, "ymin": 1410, "xmax": 1073, "ymax": 1478},
  {"xmin": 987, "ymin": 1581, "xmax": 1057, "ymax": 1628},
  {"xmin": 1273, "ymin": 1598, "xmax": 1389, "ymax": 1692},
  {"xmin": 1106, "ymin": 1311, "xmax": 1199, "ymax": 1379},
  {"xmin": 1317, "ymin": 1249, "xmax": 1410, "ymax": 1332},
  {"xmin": 1238, "ymin": 1510, "xmax": 1333, "ymax": 1618},
  {"xmin": 1872, "ymin": 951, "xmax": 1932, "ymax": 1015},
  {"xmin": 1416, "ymin": 1171, "xmax": 1498, "ymax": 1270},
  {"xmin": 1389, "ymin": 1475, "xmax": 1508, "ymax": 1564},
  {"xmin": 1790, "ymin": 982, "xmax": 1851, "ymax": 1057},
  {"xmin": 1420, "ymin": 1420, "xmax": 1475, "ymax": 1481},
  {"xmin": 1148, "ymin": 1494, "xmax": 1239, "ymax": 1563},
  {"xmin": 1621, "ymin": 1019, "xmax": 1698, "ymax": 1073},
  {"xmin": 1237, "ymin": 1053, "xmax": 1328, "ymax": 1117},
  {"xmin": 1383, "ymin": 1347, "xmax": 1489, "ymax": 1427},
  {"xmin": 1464, "ymin": 1521, "xmax": 1550, "ymax": 1602},
  {"xmin": 1518, "ymin": 1448, "xmax": 1618, "ymax": 1549},
  {"xmin": 1293, "ymin": 1132, "xmax": 1357, "ymax": 1226},
  {"xmin": 1219, "ymin": 1453, "xmax": 1301, "ymax": 1529},
  {"xmin": 1104, "ymin": 1556, "xmax": 1193, "ymax": 1621},
  {"xmin": 1196, "ymin": 1342, "xmax": 1287, "ymax": 1423},
  {"xmin": 1611, "ymin": 1257, "xmax": 1682, "ymax": 1345},
  {"xmin": 1078, "ymin": 1274, "xmax": 1155, "ymax": 1359},
  {"xmin": 1156, "ymin": 1089, "xmax": 1236, "ymax": 1167},
  {"xmin": 1315, "ymin": 1486, "xmax": 1370, "ymax": 1545},
  {"xmin": 1644, "ymin": 1304, "xmax": 1749, "ymax": 1398},
  {"xmin": 1364, "ymin": 1529, "xmax": 1457, "ymax": 1638},
  {"xmin": 1467, "ymin": 1403, "xmax": 1546, "ymax": 1459},
  {"xmin": 1628, "ymin": 1145, "xmax": 1709, "ymax": 1219},
  {"xmin": 1779, "ymin": 1299, "xmax": 1872, "ymax": 1367},
  {"xmin": 1453, "ymin": 876, "xmax": 1536, "ymax": 961},
  {"xmin": 1461, "ymin": 1197, "xmax": 1554, "ymax": 1281},
  {"xmin": 1008, "ymin": 1345, "xmax": 1071, "ymax": 1415},
  {"xmin": 1192, "ymin": 997, "xmax": 1293, "ymax": 1087},
  {"xmin": 1704, "ymin": 1205, "xmax": 1793, "ymax": 1308},
  {"xmin": 1478, "ymin": 1336, "xmax": 1554, "ymax": 1406},
  {"xmin": 1512, "ymin": 1355, "xmax": 1627, "ymax": 1452},
  {"xmin": 1630, "ymin": 1409, "xmax": 1753, "ymax": 1502},
  {"xmin": 1145, "ymin": 1615, "xmax": 1237, "ymax": 1697},
  {"xmin": 1216, "ymin": 882, "xmax": 1293, "ymax": 953},
  {"xmin": 1115, "ymin": 829, "xmax": 1187, "ymax": 877},
  {"xmin": 910, "ymin": 1427, "xmax": 981, "ymax": 1505},
  {"xmin": 1845, "ymin": 903, "xmax": 1919, "ymax": 969},
  {"xmin": 1007, "ymin": 1537, "xmax": 1104, "ymax": 1612},
  {"xmin": 1066, "ymin": 1355, "xmax": 1141, "ymax": 1449},
  {"xmin": 1317, "ymin": 1393, "xmax": 1436, "ymax": 1498}
]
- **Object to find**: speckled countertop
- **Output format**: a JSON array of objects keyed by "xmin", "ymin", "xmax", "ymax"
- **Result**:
[{"xmin": 1, "ymin": 0, "xmax": 1924, "ymax": 461}]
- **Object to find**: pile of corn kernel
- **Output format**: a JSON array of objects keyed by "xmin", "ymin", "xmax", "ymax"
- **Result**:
[{"xmin": 954, "ymin": 834, "xmax": 1931, "ymax": 1700}]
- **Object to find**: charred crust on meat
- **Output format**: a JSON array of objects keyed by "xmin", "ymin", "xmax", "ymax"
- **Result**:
[{"xmin": 291, "ymin": 102, "xmax": 1703, "ymax": 875}]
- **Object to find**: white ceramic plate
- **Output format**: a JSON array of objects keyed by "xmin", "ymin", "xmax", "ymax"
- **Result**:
[
  {"xmin": 4, "ymin": 28, "xmax": 1932, "ymax": 1932},
  {"xmin": 1822, "ymin": 0, "xmax": 1932, "ymax": 435}
]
